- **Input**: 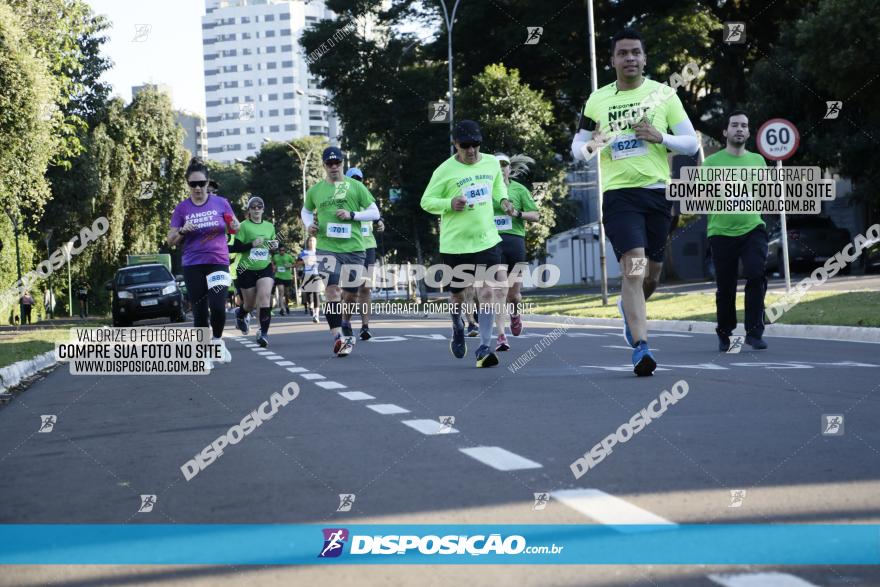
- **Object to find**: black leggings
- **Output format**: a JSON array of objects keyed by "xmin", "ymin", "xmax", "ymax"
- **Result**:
[{"xmin": 183, "ymin": 264, "xmax": 228, "ymax": 338}]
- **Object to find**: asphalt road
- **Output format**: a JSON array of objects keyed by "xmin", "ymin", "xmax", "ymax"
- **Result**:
[{"xmin": 2, "ymin": 312, "xmax": 879, "ymax": 586}]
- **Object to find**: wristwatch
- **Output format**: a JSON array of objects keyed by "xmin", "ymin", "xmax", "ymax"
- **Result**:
[
  {"xmin": 349, "ymin": 211, "xmax": 355, "ymax": 221},
  {"xmin": 517, "ymin": 210, "xmax": 523, "ymax": 219}
]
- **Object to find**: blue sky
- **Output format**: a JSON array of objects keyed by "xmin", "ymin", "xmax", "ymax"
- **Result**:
[{"xmin": 87, "ymin": 0, "xmax": 207, "ymax": 115}]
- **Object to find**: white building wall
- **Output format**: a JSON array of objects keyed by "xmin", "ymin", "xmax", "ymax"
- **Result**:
[{"xmin": 202, "ymin": 0, "xmax": 339, "ymax": 162}]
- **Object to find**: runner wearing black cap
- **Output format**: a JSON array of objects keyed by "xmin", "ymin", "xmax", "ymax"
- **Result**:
[
  {"xmin": 421, "ymin": 120, "xmax": 513, "ymax": 368},
  {"xmin": 229, "ymin": 195, "xmax": 278, "ymax": 347},
  {"xmin": 302, "ymin": 147, "xmax": 380, "ymax": 357}
]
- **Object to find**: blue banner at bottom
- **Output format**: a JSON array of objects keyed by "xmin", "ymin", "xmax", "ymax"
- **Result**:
[{"xmin": 1, "ymin": 525, "xmax": 878, "ymax": 565}]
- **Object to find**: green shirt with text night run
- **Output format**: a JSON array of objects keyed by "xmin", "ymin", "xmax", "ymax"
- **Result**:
[
  {"xmin": 421, "ymin": 153, "xmax": 508, "ymax": 254},
  {"xmin": 583, "ymin": 78, "xmax": 689, "ymax": 192},
  {"xmin": 492, "ymin": 180, "xmax": 538, "ymax": 237},
  {"xmin": 305, "ymin": 177, "xmax": 375, "ymax": 253},
  {"xmin": 272, "ymin": 252, "xmax": 295, "ymax": 279},
  {"xmin": 703, "ymin": 149, "xmax": 767, "ymax": 238},
  {"xmin": 235, "ymin": 219, "xmax": 277, "ymax": 271}
]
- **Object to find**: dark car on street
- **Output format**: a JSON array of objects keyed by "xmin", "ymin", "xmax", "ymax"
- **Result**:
[
  {"xmin": 106, "ymin": 264, "xmax": 186, "ymax": 327},
  {"xmin": 765, "ymin": 216, "xmax": 852, "ymax": 274}
]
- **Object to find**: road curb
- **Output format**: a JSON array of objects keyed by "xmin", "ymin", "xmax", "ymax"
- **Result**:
[
  {"xmin": 0, "ymin": 351, "xmax": 59, "ymax": 395},
  {"xmin": 525, "ymin": 314, "xmax": 880, "ymax": 344}
]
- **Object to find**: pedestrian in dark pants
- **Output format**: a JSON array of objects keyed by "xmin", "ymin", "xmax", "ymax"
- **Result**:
[
  {"xmin": 77, "ymin": 283, "xmax": 89, "ymax": 319},
  {"xmin": 703, "ymin": 110, "xmax": 769, "ymax": 351},
  {"xmin": 20, "ymin": 291, "xmax": 34, "ymax": 325}
]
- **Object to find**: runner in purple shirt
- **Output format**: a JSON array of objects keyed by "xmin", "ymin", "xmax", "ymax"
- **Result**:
[{"xmin": 167, "ymin": 157, "xmax": 240, "ymax": 363}]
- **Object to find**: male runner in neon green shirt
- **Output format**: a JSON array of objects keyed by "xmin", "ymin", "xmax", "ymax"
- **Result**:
[
  {"xmin": 571, "ymin": 28, "xmax": 699, "ymax": 376},
  {"xmin": 301, "ymin": 147, "xmax": 380, "ymax": 357},
  {"xmin": 704, "ymin": 110, "xmax": 769, "ymax": 352},
  {"xmin": 421, "ymin": 119, "xmax": 513, "ymax": 368}
]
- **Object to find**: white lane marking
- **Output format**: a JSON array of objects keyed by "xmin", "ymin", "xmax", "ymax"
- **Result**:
[
  {"xmin": 286, "ymin": 367, "xmax": 309, "ymax": 374},
  {"xmin": 406, "ymin": 334, "xmax": 447, "ymax": 341},
  {"xmin": 604, "ymin": 345, "xmax": 659, "ymax": 351},
  {"xmin": 264, "ymin": 355, "xmax": 283, "ymax": 360},
  {"xmin": 300, "ymin": 373, "xmax": 325, "ymax": 380},
  {"xmin": 580, "ymin": 365, "xmax": 673, "ymax": 372},
  {"xmin": 550, "ymin": 489, "xmax": 676, "ymax": 530},
  {"xmin": 338, "ymin": 391, "xmax": 375, "ymax": 401},
  {"xmin": 650, "ymin": 333, "xmax": 693, "ymax": 338},
  {"xmin": 565, "ymin": 333, "xmax": 610, "ymax": 337},
  {"xmin": 256, "ymin": 351, "xmax": 274, "ymax": 355},
  {"xmin": 708, "ymin": 573, "xmax": 820, "ymax": 587},
  {"xmin": 402, "ymin": 419, "xmax": 460, "ymax": 435},
  {"xmin": 459, "ymin": 446, "xmax": 542, "ymax": 471},
  {"xmin": 275, "ymin": 361, "xmax": 296, "ymax": 366},
  {"xmin": 315, "ymin": 381, "xmax": 346, "ymax": 390},
  {"xmin": 366, "ymin": 404, "xmax": 410, "ymax": 415}
]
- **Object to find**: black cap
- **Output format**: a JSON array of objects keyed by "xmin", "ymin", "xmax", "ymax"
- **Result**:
[
  {"xmin": 322, "ymin": 146, "xmax": 344, "ymax": 162},
  {"xmin": 452, "ymin": 120, "xmax": 482, "ymax": 143}
]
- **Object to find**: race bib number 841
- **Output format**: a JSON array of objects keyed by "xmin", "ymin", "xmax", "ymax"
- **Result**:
[{"xmin": 463, "ymin": 184, "xmax": 491, "ymax": 206}]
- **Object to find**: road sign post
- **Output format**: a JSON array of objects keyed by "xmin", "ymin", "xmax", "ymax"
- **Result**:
[{"xmin": 756, "ymin": 118, "xmax": 800, "ymax": 293}]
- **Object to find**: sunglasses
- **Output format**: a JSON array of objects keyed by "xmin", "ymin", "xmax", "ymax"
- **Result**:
[
  {"xmin": 324, "ymin": 160, "xmax": 342, "ymax": 167},
  {"xmin": 458, "ymin": 142, "xmax": 480, "ymax": 150},
  {"xmin": 499, "ymin": 161, "xmax": 510, "ymax": 168},
  {"xmin": 249, "ymin": 204, "xmax": 264, "ymax": 209},
  {"xmin": 188, "ymin": 180, "xmax": 208, "ymax": 188}
]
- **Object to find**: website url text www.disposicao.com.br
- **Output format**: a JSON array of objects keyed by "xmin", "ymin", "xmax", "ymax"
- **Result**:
[{"xmin": 342, "ymin": 534, "xmax": 564, "ymax": 557}]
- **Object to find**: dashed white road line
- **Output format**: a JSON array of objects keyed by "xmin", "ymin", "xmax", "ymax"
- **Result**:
[
  {"xmin": 402, "ymin": 419, "xmax": 460, "ymax": 435},
  {"xmin": 708, "ymin": 573, "xmax": 820, "ymax": 587},
  {"xmin": 300, "ymin": 373, "xmax": 325, "ymax": 380},
  {"xmin": 275, "ymin": 361, "xmax": 295, "ymax": 366},
  {"xmin": 459, "ymin": 446, "xmax": 542, "ymax": 471},
  {"xmin": 338, "ymin": 391, "xmax": 375, "ymax": 401},
  {"xmin": 550, "ymin": 489, "xmax": 676, "ymax": 530},
  {"xmin": 315, "ymin": 381, "xmax": 346, "ymax": 390},
  {"xmin": 366, "ymin": 404, "xmax": 410, "ymax": 415},
  {"xmin": 286, "ymin": 367, "xmax": 309, "ymax": 374},
  {"xmin": 255, "ymin": 351, "xmax": 273, "ymax": 355},
  {"xmin": 264, "ymin": 354, "xmax": 283, "ymax": 360}
]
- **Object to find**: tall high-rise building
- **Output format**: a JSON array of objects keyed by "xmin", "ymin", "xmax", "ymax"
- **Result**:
[{"xmin": 202, "ymin": 0, "xmax": 340, "ymax": 162}]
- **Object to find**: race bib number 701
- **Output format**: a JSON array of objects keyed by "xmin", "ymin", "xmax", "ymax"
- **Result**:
[{"xmin": 326, "ymin": 223, "xmax": 352, "ymax": 238}]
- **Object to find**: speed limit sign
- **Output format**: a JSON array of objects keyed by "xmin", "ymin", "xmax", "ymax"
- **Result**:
[{"xmin": 756, "ymin": 118, "xmax": 800, "ymax": 160}]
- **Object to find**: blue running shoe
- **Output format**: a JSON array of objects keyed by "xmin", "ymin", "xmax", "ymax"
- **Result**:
[
  {"xmin": 450, "ymin": 326, "xmax": 467, "ymax": 359},
  {"xmin": 632, "ymin": 341, "xmax": 657, "ymax": 377},
  {"xmin": 236, "ymin": 308, "xmax": 249, "ymax": 335},
  {"xmin": 475, "ymin": 344, "xmax": 499, "ymax": 368},
  {"xmin": 617, "ymin": 298, "xmax": 635, "ymax": 347}
]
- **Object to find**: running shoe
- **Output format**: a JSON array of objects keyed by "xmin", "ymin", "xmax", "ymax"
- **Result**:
[
  {"xmin": 475, "ymin": 344, "xmax": 499, "ymax": 368},
  {"xmin": 496, "ymin": 333, "xmax": 510, "ymax": 352},
  {"xmin": 337, "ymin": 335, "xmax": 355, "ymax": 357},
  {"xmin": 717, "ymin": 329, "xmax": 731, "ymax": 352},
  {"xmin": 466, "ymin": 323, "xmax": 479, "ymax": 337},
  {"xmin": 256, "ymin": 331, "xmax": 268, "ymax": 348},
  {"xmin": 745, "ymin": 335, "xmax": 768, "ymax": 350},
  {"xmin": 632, "ymin": 341, "xmax": 657, "ymax": 377},
  {"xmin": 236, "ymin": 308, "xmax": 250, "ymax": 335},
  {"xmin": 360, "ymin": 325, "xmax": 372, "ymax": 340},
  {"xmin": 510, "ymin": 313, "xmax": 523, "ymax": 336},
  {"xmin": 333, "ymin": 334, "xmax": 344, "ymax": 355},
  {"xmin": 312, "ymin": 314, "xmax": 319, "ymax": 323},
  {"xmin": 617, "ymin": 298, "xmax": 635, "ymax": 347},
  {"xmin": 450, "ymin": 326, "xmax": 467, "ymax": 359},
  {"xmin": 211, "ymin": 338, "xmax": 231, "ymax": 363}
]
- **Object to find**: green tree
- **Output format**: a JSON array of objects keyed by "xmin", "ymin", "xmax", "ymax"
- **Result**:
[
  {"xmin": 0, "ymin": 1, "xmax": 58, "ymax": 225},
  {"xmin": 457, "ymin": 64, "xmax": 568, "ymax": 259}
]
